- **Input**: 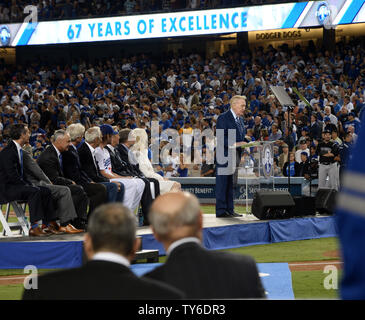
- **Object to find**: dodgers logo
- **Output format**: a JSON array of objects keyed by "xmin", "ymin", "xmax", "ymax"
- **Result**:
[
  {"xmin": 262, "ymin": 144, "xmax": 273, "ymax": 178},
  {"xmin": 316, "ymin": 2, "xmax": 331, "ymax": 25},
  {"xmin": 0, "ymin": 25, "xmax": 11, "ymax": 46}
]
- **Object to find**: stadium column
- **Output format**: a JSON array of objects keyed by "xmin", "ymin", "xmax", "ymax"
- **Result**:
[
  {"xmin": 323, "ymin": 28, "xmax": 336, "ymax": 53},
  {"xmin": 237, "ymin": 32, "xmax": 249, "ymax": 52}
]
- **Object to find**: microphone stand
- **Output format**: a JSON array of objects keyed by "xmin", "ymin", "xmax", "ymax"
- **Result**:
[
  {"xmin": 286, "ymin": 105, "xmax": 293, "ymax": 195},
  {"xmin": 308, "ymin": 106, "xmax": 313, "ymax": 197}
]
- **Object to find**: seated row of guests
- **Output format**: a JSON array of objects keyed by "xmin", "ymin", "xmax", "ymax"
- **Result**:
[
  {"xmin": 0, "ymin": 123, "xmax": 180, "ymax": 236},
  {"xmin": 0, "ymin": 124, "xmax": 83, "ymax": 236}
]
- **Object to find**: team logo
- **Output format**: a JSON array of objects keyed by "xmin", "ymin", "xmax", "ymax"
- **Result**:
[
  {"xmin": 0, "ymin": 25, "xmax": 11, "ymax": 46},
  {"xmin": 316, "ymin": 2, "xmax": 331, "ymax": 25},
  {"xmin": 262, "ymin": 144, "xmax": 273, "ymax": 178}
]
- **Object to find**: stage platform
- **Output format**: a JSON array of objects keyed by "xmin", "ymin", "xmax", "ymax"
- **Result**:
[{"xmin": 0, "ymin": 214, "xmax": 338, "ymax": 269}]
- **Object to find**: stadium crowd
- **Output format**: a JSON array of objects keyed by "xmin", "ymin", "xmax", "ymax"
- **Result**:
[
  {"xmin": 0, "ymin": 40, "xmax": 362, "ymax": 183},
  {"xmin": 1, "ymin": 0, "xmax": 293, "ymax": 23}
]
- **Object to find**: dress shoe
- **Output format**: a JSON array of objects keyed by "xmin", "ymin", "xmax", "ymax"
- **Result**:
[
  {"xmin": 42, "ymin": 223, "xmax": 64, "ymax": 235},
  {"xmin": 216, "ymin": 212, "xmax": 232, "ymax": 218},
  {"xmin": 58, "ymin": 224, "xmax": 84, "ymax": 234},
  {"xmin": 72, "ymin": 219, "xmax": 88, "ymax": 231},
  {"xmin": 29, "ymin": 226, "xmax": 50, "ymax": 237},
  {"xmin": 49, "ymin": 221, "xmax": 61, "ymax": 230},
  {"xmin": 230, "ymin": 212, "xmax": 243, "ymax": 217}
]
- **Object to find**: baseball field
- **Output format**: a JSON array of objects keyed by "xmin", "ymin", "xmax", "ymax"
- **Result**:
[{"xmin": 0, "ymin": 205, "xmax": 341, "ymax": 300}]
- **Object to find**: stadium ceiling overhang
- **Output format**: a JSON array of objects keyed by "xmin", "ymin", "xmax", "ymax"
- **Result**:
[{"xmin": 1, "ymin": 0, "xmax": 365, "ymax": 47}]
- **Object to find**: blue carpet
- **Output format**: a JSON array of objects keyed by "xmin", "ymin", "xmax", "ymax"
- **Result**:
[
  {"xmin": 257, "ymin": 263, "xmax": 294, "ymax": 300},
  {"xmin": 131, "ymin": 262, "xmax": 294, "ymax": 300}
]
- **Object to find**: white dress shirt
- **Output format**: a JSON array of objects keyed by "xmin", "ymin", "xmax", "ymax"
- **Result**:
[
  {"xmin": 166, "ymin": 237, "xmax": 201, "ymax": 256},
  {"xmin": 85, "ymin": 141, "xmax": 98, "ymax": 169},
  {"xmin": 13, "ymin": 140, "xmax": 23, "ymax": 165},
  {"xmin": 92, "ymin": 252, "xmax": 130, "ymax": 268}
]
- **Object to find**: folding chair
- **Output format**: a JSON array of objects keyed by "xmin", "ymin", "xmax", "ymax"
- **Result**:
[{"xmin": 0, "ymin": 201, "xmax": 30, "ymax": 237}]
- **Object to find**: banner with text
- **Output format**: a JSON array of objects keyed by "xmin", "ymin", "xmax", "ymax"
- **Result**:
[{"xmin": 1, "ymin": 0, "xmax": 365, "ymax": 47}]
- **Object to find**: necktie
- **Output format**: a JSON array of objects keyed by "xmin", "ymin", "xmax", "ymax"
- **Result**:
[
  {"xmin": 93, "ymin": 153, "xmax": 98, "ymax": 171},
  {"xmin": 19, "ymin": 149, "xmax": 23, "ymax": 177},
  {"xmin": 236, "ymin": 117, "xmax": 244, "ymax": 139},
  {"xmin": 59, "ymin": 154, "xmax": 63, "ymax": 171}
]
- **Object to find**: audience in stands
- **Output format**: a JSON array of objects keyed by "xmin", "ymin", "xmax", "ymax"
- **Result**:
[
  {"xmin": 0, "ymin": 40, "xmax": 363, "ymax": 185},
  {"xmin": 0, "ymin": 0, "xmax": 288, "ymax": 23}
]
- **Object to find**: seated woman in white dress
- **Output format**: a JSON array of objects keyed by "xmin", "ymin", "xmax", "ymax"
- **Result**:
[{"xmin": 130, "ymin": 128, "xmax": 181, "ymax": 194}]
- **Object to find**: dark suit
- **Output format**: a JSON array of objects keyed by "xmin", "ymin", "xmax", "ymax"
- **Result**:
[
  {"xmin": 78, "ymin": 142, "xmax": 124, "ymax": 203},
  {"xmin": 0, "ymin": 141, "xmax": 54, "ymax": 223},
  {"xmin": 62, "ymin": 145, "xmax": 107, "ymax": 215},
  {"xmin": 310, "ymin": 121, "xmax": 322, "ymax": 140},
  {"xmin": 215, "ymin": 110, "xmax": 245, "ymax": 216},
  {"xmin": 22, "ymin": 149, "xmax": 77, "ymax": 225},
  {"xmin": 117, "ymin": 143, "xmax": 160, "ymax": 199},
  {"xmin": 37, "ymin": 145, "xmax": 89, "ymax": 223},
  {"xmin": 144, "ymin": 241, "xmax": 266, "ymax": 299},
  {"xmin": 22, "ymin": 260, "xmax": 184, "ymax": 300},
  {"xmin": 298, "ymin": 160, "xmax": 311, "ymax": 177},
  {"xmin": 105, "ymin": 145, "xmax": 154, "ymax": 224}
]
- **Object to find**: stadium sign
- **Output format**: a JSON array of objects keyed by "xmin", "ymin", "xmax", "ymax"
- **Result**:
[{"xmin": 1, "ymin": 0, "xmax": 365, "ymax": 46}]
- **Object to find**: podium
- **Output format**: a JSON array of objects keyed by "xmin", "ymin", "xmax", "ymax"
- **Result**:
[{"xmin": 236, "ymin": 141, "xmax": 277, "ymax": 213}]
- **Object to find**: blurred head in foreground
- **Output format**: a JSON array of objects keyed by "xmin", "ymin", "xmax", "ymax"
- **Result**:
[
  {"xmin": 149, "ymin": 191, "xmax": 203, "ymax": 250},
  {"xmin": 84, "ymin": 203, "xmax": 140, "ymax": 261}
]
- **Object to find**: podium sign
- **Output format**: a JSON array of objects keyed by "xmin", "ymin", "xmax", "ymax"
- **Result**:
[{"xmin": 262, "ymin": 143, "xmax": 274, "ymax": 178}]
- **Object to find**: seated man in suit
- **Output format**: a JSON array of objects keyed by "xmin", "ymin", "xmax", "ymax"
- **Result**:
[
  {"xmin": 144, "ymin": 191, "xmax": 266, "ymax": 299},
  {"xmin": 22, "ymin": 202, "xmax": 184, "ymax": 300},
  {"xmin": 0, "ymin": 124, "xmax": 54, "ymax": 237},
  {"xmin": 22, "ymin": 149, "xmax": 83, "ymax": 234},
  {"xmin": 105, "ymin": 126, "xmax": 154, "ymax": 226},
  {"xmin": 78, "ymin": 126, "xmax": 124, "ymax": 204},
  {"xmin": 37, "ymin": 130, "xmax": 89, "ymax": 231},
  {"xmin": 63, "ymin": 124, "xmax": 108, "ymax": 217},
  {"xmin": 94, "ymin": 125, "xmax": 144, "ymax": 215},
  {"xmin": 118, "ymin": 128, "xmax": 160, "ymax": 200}
]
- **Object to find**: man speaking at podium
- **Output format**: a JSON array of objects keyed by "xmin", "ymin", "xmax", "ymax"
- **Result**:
[{"xmin": 215, "ymin": 95, "xmax": 247, "ymax": 218}]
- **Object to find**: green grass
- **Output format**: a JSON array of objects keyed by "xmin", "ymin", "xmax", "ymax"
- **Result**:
[
  {"xmin": 0, "ymin": 200, "xmax": 340, "ymax": 300},
  {"xmin": 201, "ymin": 204, "xmax": 250, "ymax": 215},
  {"xmin": 158, "ymin": 238, "xmax": 339, "ymax": 264},
  {"xmin": 0, "ymin": 217, "xmax": 19, "ymax": 234},
  {"xmin": 292, "ymin": 270, "xmax": 341, "ymax": 299},
  {"xmin": 0, "ymin": 269, "xmax": 57, "ymax": 276},
  {"xmin": 0, "ymin": 269, "xmax": 60, "ymax": 300},
  {"xmin": 224, "ymin": 237, "xmax": 340, "ymax": 263},
  {"xmin": 0, "ymin": 284, "xmax": 24, "ymax": 300},
  {"xmin": 0, "ymin": 239, "xmax": 340, "ymax": 300},
  {"xmin": 157, "ymin": 238, "xmax": 341, "ymax": 299}
]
